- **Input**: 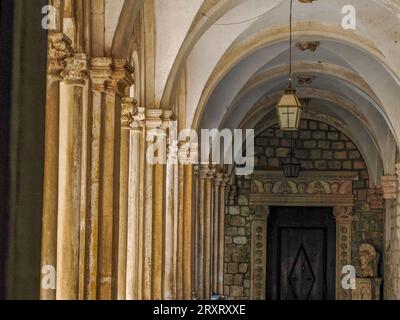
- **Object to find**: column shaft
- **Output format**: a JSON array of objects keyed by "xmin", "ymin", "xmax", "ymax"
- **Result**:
[
  {"xmin": 176, "ymin": 164, "xmax": 185, "ymax": 299},
  {"xmin": 164, "ymin": 159, "xmax": 177, "ymax": 299},
  {"xmin": 97, "ymin": 88, "xmax": 122, "ymax": 300},
  {"xmin": 126, "ymin": 131, "xmax": 141, "ymax": 299},
  {"xmin": 56, "ymin": 81, "xmax": 83, "ymax": 300},
  {"xmin": 41, "ymin": 32, "xmax": 72, "ymax": 300},
  {"xmin": 217, "ymin": 176, "xmax": 228, "ymax": 295},
  {"xmin": 212, "ymin": 179, "xmax": 220, "ymax": 294},
  {"xmin": 197, "ymin": 176, "xmax": 205, "ymax": 298},
  {"xmin": 203, "ymin": 175, "xmax": 213, "ymax": 299},
  {"xmin": 117, "ymin": 127, "xmax": 129, "ymax": 300},
  {"xmin": 183, "ymin": 164, "xmax": 193, "ymax": 299},
  {"xmin": 142, "ymin": 158, "xmax": 154, "ymax": 299},
  {"xmin": 84, "ymin": 85, "xmax": 103, "ymax": 299}
]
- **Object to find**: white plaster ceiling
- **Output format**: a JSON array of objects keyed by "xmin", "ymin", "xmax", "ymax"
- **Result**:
[{"xmin": 106, "ymin": 0, "xmax": 400, "ymax": 178}]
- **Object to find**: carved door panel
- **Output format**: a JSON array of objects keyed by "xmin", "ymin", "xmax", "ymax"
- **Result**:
[{"xmin": 267, "ymin": 207, "xmax": 336, "ymax": 300}]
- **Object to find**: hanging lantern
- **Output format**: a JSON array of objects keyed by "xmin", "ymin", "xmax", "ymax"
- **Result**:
[
  {"xmin": 277, "ymin": 87, "xmax": 303, "ymax": 130},
  {"xmin": 282, "ymin": 152, "xmax": 300, "ymax": 178},
  {"xmin": 281, "ymin": 122, "xmax": 301, "ymax": 178},
  {"xmin": 276, "ymin": 0, "xmax": 303, "ymax": 131}
]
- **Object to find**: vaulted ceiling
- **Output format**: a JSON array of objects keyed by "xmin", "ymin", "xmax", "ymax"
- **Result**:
[{"xmin": 108, "ymin": 0, "xmax": 400, "ymax": 181}]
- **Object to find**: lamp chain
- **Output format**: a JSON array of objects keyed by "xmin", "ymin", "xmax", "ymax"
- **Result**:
[{"xmin": 289, "ymin": 0, "xmax": 293, "ymax": 88}]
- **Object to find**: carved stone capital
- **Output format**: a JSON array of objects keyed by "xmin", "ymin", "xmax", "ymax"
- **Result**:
[
  {"xmin": 89, "ymin": 57, "xmax": 113, "ymax": 91},
  {"xmin": 121, "ymin": 98, "xmax": 145, "ymax": 131},
  {"xmin": 89, "ymin": 58, "xmax": 134, "ymax": 94},
  {"xmin": 198, "ymin": 164, "xmax": 213, "ymax": 179},
  {"xmin": 215, "ymin": 172, "xmax": 225, "ymax": 186},
  {"xmin": 106, "ymin": 59, "xmax": 134, "ymax": 95},
  {"xmin": 381, "ymin": 175, "xmax": 398, "ymax": 200},
  {"xmin": 333, "ymin": 206, "xmax": 354, "ymax": 221},
  {"xmin": 145, "ymin": 109, "xmax": 164, "ymax": 130},
  {"xmin": 47, "ymin": 33, "xmax": 73, "ymax": 76},
  {"xmin": 61, "ymin": 53, "xmax": 87, "ymax": 83}
]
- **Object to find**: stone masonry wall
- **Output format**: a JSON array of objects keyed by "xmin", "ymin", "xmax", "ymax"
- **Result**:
[{"xmin": 224, "ymin": 119, "xmax": 384, "ymax": 300}]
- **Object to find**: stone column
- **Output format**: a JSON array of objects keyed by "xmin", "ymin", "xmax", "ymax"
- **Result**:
[
  {"xmin": 197, "ymin": 165, "xmax": 208, "ymax": 299},
  {"xmin": 164, "ymin": 112, "xmax": 179, "ymax": 300},
  {"xmin": 333, "ymin": 206, "xmax": 354, "ymax": 300},
  {"xmin": 183, "ymin": 161, "xmax": 196, "ymax": 299},
  {"xmin": 217, "ymin": 174, "xmax": 230, "ymax": 295},
  {"xmin": 382, "ymin": 174, "xmax": 398, "ymax": 299},
  {"xmin": 40, "ymin": 32, "xmax": 72, "ymax": 300},
  {"xmin": 117, "ymin": 99, "xmax": 132, "ymax": 300},
  {"xmin": 176, "ymin": 140, "xmax": 197, "ymax": 300},
  {"xmin": 192, "ymin": 166, "xmax": 200, "ymax": 299},
  {"xmin": 123, "ymin": 101, "xmax": 145, "ymax": 300},
  {"xmin": 176, "ymin": 160, "xmax": 185, "ymax": 300},
  {"xmin": 85, "ymin": 58, "xmax": 111, "ymax": 299},
  {"xmin": 142, "ymin": 109, "xmax": 167, "ymax": 300},
  {"xmin": 56, "ymin": 53, "xmax": 87, "ymax": 300},
  {"xmin": 118, "ymin": 97, "xmax": 145, "ymax": 300},
  {"xmin": 212, "ymin": 174, "xmax": 221, "ymax": 295},
  {"xmin": 85, "ymin": 58, "xmax": 133, "ymax": 300},
  {"xmin": 98, "ymin": 60, "xmax": 133, "ymax": 300},
  {"xmin": 203, "ymin": 166, "xmax": 216, "ymax": 299}
]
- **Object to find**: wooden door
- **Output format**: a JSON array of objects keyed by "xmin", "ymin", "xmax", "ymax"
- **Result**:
[{"xmin": 267, "ymin": 207, "xmax": 336, "ymax": 300}]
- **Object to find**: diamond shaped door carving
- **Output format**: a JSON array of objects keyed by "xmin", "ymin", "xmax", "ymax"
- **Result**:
[
  {"xmin": 267, "ymin": 207, "xmax": 336, "ymax": 300},
  {"xmin": 289, "ymin": 243, "xmax": 316, "ymax": 300}
]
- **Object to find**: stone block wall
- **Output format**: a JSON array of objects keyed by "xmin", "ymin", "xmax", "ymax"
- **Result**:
[{"xmin": 224, "ymin": 120, "xmax": 384, "ymax": 299}]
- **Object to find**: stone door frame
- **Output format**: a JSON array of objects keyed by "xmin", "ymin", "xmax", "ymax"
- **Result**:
[{"xmin": 248, "ymin": 170, "xmax": 358, "ymax": 300}]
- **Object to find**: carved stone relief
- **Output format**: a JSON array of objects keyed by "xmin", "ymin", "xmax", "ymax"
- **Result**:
[
  {"xmin": 249, "ymin": 171, "xmax": 357, "ymax": 207},
  {"xmin": 359, "ymin": 243, "xmax": 379, "ymax": 278},
  {"xmin": 250, "ymin": 216, "xmax": 267, "ymax": 300}
]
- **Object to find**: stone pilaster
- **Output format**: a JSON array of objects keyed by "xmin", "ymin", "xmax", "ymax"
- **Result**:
[
  {"xmin": 204, "ymin": 165, "xmax": 216, "ymax": 299},
  {"xmin": 84, "ymin": 58, "xmax": 133, "ymax": 300},
  {"xmin": 192, "ymin": 166, "xmax": 200, "ymax": 299},
  {"xmin": 99, "ymin": 60, "xmax": 133, "ymax": 300},
  {"xmin": 40, "ymin": 32, "xmax": 73, "ymax": 300},
  {"xmin": 334, "ymin": 206, "xmax": 354, "ymax": 300},
  {"xmin": 250, "ymin": 207, "xmax": 269, "ymax": 300},
  {"xmin": 164, "ymin": 111, "xmax": 179, "ymax": 300},
  {"xmin": 84, "ymin": 57, "xmax": 112, "ymax": 300},
  {"xmin": 123, "ymin": 100, "xmax": 145, "ymax": 300},
  {"xmin": 182, "ymin": 153, "xmax": 197, "ymax": 300},
  {"xmin": 216, "ymin": 172, "xmax": 230, "ymax": 296},
  {"xmin": 382, "ymin": 172, "xmax": 400, "ymax": 299},
  {"xmin": 118, "ymin": 97, "xmax": 143, "ymax": 300},
  {"xmin": 56, "ymin": 53, "xmax": 87, "ymax": 300},
  {"xmin": 390, "ymin": 165, "xmax": 400, "ymax": 298},
  {"xmin": 212, "ymin": 173, "xmax": 222, "ymax": 295},
  {"xmin": 196, "ymin": 165, "xmax": 209, "ymax": 299},
  {"xmin": 142, "ymin": 109, "xmax": 167, "ymax": 299}
]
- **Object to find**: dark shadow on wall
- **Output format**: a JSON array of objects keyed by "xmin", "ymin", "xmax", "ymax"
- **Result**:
[{"xmin": 1, "ymin": 0, "xmax": 47, "ymax": 299}]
